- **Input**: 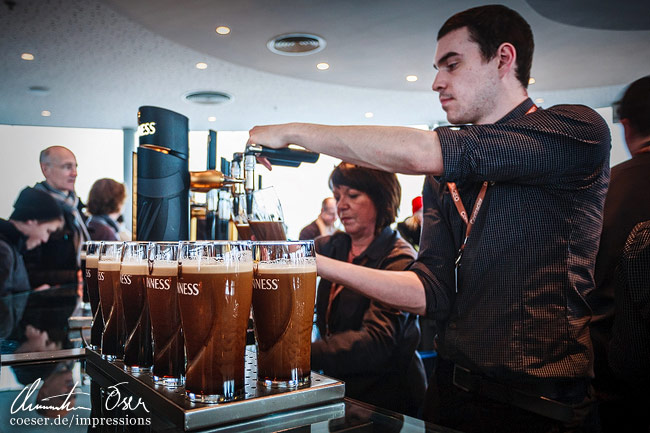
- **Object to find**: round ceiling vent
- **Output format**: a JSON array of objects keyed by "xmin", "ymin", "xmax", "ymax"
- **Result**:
[
  {"xmin": 184, "ymin": 91, "xmax": 232, "ymax": 105},
  {"xmin": 267, "ymin": 33, "xmax": 326, "ymax": 56}
]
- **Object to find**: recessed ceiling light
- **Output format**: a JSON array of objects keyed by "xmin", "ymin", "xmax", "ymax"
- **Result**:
[
  {"xmin": 529, "ymin": 77, "xmax": 536, "ymax": 85},
  {"xmin": 41, "ymin": 110, "xmax": 51, "ymax": 117},
  {"xmin": 216, "ymin": 26, "xmax": 231, "ymax": 35},
  {"xmin": 208, "ymin": 116, "xmax": 217, "ymax": 122},
  {"xmin": 21, "ymin": 53, "xmax": 34, "ymax": 61},
  {"xmin": 268, "ymin": 33, "xmax": 326, "ymax": 56},
  {"xmin": 535, "ymin": 98, "xmax": 544, "ymax": 104},
  {"xmin": 317, "ymin": 62, "xmax": 329, "ymax": 70},
  {"xmin": 364, "ymin": 112, "xmax": 374, "ymax": 118},
  {"xmin": 406, "ymin": 75, "xmax": 418, "ymax": 82},
  {"xmin": 196, "ymin": 62, "xmax": 208, "ymax": 70}
]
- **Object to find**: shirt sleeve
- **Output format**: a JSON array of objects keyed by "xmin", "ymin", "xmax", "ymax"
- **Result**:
[
  {"xmin": 409, "ymin": 177, "xmax": 455, "ymax": 320},
  {"xmin": 436, "ymin": 104, "xmax": 611, "ymax": 187}
]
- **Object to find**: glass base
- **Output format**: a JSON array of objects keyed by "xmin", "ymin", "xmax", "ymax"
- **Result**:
[
  {"xmin": 125, "ymin": 365, "xmax": 152, "ymax": 373},
  {"xmin": 258, "ymin": 375, "xmax": 310, "ymax": 389},
  {"xmin": 153, "ymin": 375, "xmax": 184, "ymax": 388},
  {"xmin": 185, "ymin": 388, "xmax": 244, "ymax": 404}
]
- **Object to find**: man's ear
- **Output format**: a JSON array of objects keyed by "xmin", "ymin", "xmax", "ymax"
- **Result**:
[{"xmin": 496, "ymin": 42, "xmax": 517, "ymax": 80}]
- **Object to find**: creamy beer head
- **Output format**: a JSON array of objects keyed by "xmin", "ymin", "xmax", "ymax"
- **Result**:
[
  {"xmin": 149, "ymin": 260, "xmax": 178, "ymax": 276},
  {"xmin": 120, "ymin": 261, "xmax": 147, "ymax": 275},
  {"xmin": 98, "ymin": 259, "xmax": 121, "ymax": 272},
  {"xmin": 86, "ymin": 255, "xmax": 99, "ymax": 269}
]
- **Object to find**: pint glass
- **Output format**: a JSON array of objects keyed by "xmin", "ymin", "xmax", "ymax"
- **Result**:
[
  {"xmin": 120, "ymin": 242, "xmax": 153, "ymax": 372},
  {"xmin": 178, "ymin": 241, "xmax": 253, "ymax": 403},
  {"xmin": 98, "ymin": 241, "xmax": 125, "ymax": 361},
  {"xmin": 252, "ymin": 241, "xmax": 316, "ymax": 388},
  {"xmin": 146, "ymin": 242, "xmax": 185, "ymax": 386},
  {"xmin": 84, "ymin": 241, "xmax": 102, "ymax": 351},
  {"xmin": 248, "ymin": 187, "xmax": 287, "ymax": 240}
]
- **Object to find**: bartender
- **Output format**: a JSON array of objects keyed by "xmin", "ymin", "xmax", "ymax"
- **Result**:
[{"xmin": 249, "ymin": 4, "xmax": 610, "ymax": 432}]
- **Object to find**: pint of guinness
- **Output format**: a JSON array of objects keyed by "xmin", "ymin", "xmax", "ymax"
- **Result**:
[
  {"xmin": 146, "ymin": 242, "xmax": 185, "ymax": 387},
  {"xmin": 178, "ymin": 241, "xmax": 253, "ymax": 403},
  {"xmin": 252, "ymin": 241, "xmax": 317, "ymax": 388},
  {"xmin": 84, "ymin": 241, "xmax": 102, "ymax": 351},
  {"xmin": 98, "ymin": 242, "xmax": 125, "ymax": 361},
  {"xmin": 120, "ymin": 242, "xmax": 153, "ymax": 372}
]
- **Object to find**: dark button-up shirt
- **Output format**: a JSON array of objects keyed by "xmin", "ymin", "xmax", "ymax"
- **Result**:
[{"xmin": 410, "ymin": 98, "xmax": 611, "ymax": 387}]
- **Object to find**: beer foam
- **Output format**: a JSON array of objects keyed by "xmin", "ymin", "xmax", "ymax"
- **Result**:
[
  {"xmin": 256, "ymin": 260, "xmax": 317, "ymax": 274},
  {"xmin": 97, "ymin": 260, "xmax": 121, "ymax": 271},
  {"xmin": 180, "ymin": 260, "xmax": 254, "ymax": 274},
  {"xmin": 149, "ymin": 260, "xmax": 178, "ymax": 276},
  {"xmin": 86, "ymin": 256, "xmax": 99, "ymax": 268},
  {"xmin": 120, "ymin": 261, "xmax": 147, "ymax": 274}
]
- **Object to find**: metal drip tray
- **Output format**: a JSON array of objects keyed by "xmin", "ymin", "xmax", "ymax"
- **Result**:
[{"xmin": 86, "ymin": 348, "xmax": 345, "ymax": 431}]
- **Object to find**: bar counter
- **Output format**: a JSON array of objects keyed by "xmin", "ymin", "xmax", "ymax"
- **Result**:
[{"xmin": 0, "ymin": 348, "xmax": 460, "ymax": 433}]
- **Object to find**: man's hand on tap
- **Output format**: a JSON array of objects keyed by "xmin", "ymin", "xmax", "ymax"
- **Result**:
[{"xmin": 248, "ymin": 123, "xmax": 297, "ymax": 171}]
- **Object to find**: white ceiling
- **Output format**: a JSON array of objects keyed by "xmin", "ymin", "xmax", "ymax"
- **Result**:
[{"xmin": 1, "ymin": 0, "xmax": 649, "ymax": 132}]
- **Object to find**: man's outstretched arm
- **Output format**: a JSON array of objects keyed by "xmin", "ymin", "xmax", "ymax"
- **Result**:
[
  {"xmin": 316, "ymin": 254, "xmax": 427, "ymax": 316},
  {"xmin": 248, "ymin": 123, "xmax": 443, "ymax": 176}
]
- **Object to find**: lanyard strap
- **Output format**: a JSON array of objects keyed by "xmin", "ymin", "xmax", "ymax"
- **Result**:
[{"xmin": 447, "ymin": 181, "xmax": 489, "ymax": 256}]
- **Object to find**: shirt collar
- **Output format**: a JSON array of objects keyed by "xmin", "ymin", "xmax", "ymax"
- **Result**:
[
  {"xmin": 352, "ymin": 226, "xmax": 397, "ymax": 262},
  {"xmin": 496, "ymin": 97, "xmax": 536, "ymax": 124}
]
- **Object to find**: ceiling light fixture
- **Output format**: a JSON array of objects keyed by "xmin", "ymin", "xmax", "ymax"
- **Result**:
[
  {"xmin": 364, "ymin": 112, "xmax": 374, "ymax": 118},
  {"xmin": 316, "ymin": 62, "xmax": 329, "ymax": 70},
  {"xmin": 208, "ymin": 116, "xmax": 217, "ymax": 122},
  {"xmin": 406, "ymin": 75, "xmax": 418, "ymax": 82},
  {"xmin": 268, "ymin": 33, "xmax": 326, "ymax": 56},
  {"xmin": 21, "ymin": 53, "xmax": 34, "ymax": 61},
  {"xmin": 185, "ymin": 91, "xmax": 232, "ymax": 105},
  {"xmin": 529, "ymin": 77, "xmax": 536, "ymax": 85},
  {"xmin": 215, "ymin": 26, "xmax": 231, "ymax": 35},
  {"xmin": 41, "ymin": 110, "xmax": 51, "ymax": 117},
  {"xmin": 535, "ymin": 98, "xmax": 544, "ymax": 104},
  {"xmin": 196, "ymin": 62, "xmax": 208, "ymax": 70}
]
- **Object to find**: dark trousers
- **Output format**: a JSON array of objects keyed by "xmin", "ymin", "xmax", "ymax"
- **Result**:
[{"xmin": 423, "ymin": 358, "xmax": 597, "ymax": 433}]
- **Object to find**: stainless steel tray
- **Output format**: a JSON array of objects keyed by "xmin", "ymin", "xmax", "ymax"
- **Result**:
[{"xmin": 86, "ymin": 348, "xmax": 345, "ymax": 431}]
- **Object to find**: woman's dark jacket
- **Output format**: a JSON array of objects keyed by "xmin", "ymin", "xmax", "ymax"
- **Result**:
[{"xmin": 312, "ymin": 226, "xmax": 427, "ymax": 416}]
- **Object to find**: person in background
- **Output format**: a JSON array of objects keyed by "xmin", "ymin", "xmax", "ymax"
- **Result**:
[
  {"xmin": 397, "ymin": 196, "xmax": 424, "ymax": 251},
  {"xmin": 589, "ymin": 75, "xmax": 650, "ymax": 432},
  {"xmin": 86, "ymin": 178, "xmax": 128, "ymax": 241},
  {"xmin": 299, "ymin": 197, "xmax": 338, "ymax": 240},
  {"xmin": 23, "ymin": 146, "xmax": 89, "ymax": 288},
  {"xmin": 0, "ymin": 187, "xmax": 63, "ymax": 344},
  {"xmin": 249, "ymin": 5, "xmax": 610, "ymax": 431},
  {"xmin": 607, "ymin": 221, "xmax": 650, "ymax": 433},
  {"xmin": 311, "ymin": 163, "xmax": 426, "ymax": 417}
]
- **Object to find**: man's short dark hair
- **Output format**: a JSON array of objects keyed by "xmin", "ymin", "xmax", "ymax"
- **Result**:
[
  {"xmin": 438, "ymin": 4, "xmax": 534, "ymax": 89},
  {"xmin": 617, "ymin": 75, "xmax": 650, "ymax": 137},
  {"xmin": 329, "ymin": 163, "xmax": 401, "ymax": 233}
]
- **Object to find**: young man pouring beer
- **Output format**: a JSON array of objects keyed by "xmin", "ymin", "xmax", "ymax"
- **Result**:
[{"xmin": 248, "ymin": 5, "xmax": 610, "ymax": 432}]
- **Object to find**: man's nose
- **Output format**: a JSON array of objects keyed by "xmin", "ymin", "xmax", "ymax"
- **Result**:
[{"xmin": 432, "ymin": 72, "xmax": 444, "ymax": 93}]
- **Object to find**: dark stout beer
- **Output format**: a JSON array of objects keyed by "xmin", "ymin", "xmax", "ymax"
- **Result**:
[
  {"xmin": 85, "ymin": 254, "xmax": 103, "ymax": 350},
  {"xmin": 178, "ymin": 261, "xmax": 253, "ymax": 402},
  {"xmin": 252, "ymin": 262, "xmax": 316, "ymax": 387},
  {"xmin": 147, "ymin": 261, "xmax": 184, "ymax": 385},
  {"xmin": 120, "ymin": 261, "xmax": 153, "ymax": 371},
  {"xmin": 98, "ymin": 260, "xmax": 124, "ymax": 360},
  {"xmin": 249, "ymin": 221, "xmax": 286, "ymax": 241},
  {"xmin": 235, "ymin": 223, "xmax": 252, "ymax": 240}
]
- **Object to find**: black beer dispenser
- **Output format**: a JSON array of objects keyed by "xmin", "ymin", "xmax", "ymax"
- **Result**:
[{"xmin": 135, "ymin": 106, "xmax": 190, "ymax": 241}]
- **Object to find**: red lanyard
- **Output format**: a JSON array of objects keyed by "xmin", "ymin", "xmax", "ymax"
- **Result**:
[{"xmin": 446, "ymin": 103, "xmax": 538, "ymax": 292}]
